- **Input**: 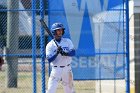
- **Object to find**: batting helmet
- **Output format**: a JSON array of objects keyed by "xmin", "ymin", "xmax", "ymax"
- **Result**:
[{"xmin": 51, "ymin": 23, "xmax": 65, "ymax": 35}]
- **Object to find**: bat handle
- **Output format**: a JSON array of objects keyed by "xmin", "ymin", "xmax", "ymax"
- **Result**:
[{"xmin": 53, "ymin": 39, "xmax": 59, "ymax": 47}]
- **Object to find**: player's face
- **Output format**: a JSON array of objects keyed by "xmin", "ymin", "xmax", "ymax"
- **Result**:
[{"xmin": 55, "ymin": 29, "xmax": 63, "ymax": 38}]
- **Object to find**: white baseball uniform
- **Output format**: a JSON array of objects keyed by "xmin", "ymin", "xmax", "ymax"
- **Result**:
[{"xmin": 46, "ymin": 37, "xmax": 75, "ymax": 93}]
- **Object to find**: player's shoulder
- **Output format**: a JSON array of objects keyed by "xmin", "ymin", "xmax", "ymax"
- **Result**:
[
  {"xmin": 62, "ymin": 37, "xmax": 72, "ymax": 42},
  {"xmin": 46, "ymin": 40, "xmax": 54, "ymax": 46}
]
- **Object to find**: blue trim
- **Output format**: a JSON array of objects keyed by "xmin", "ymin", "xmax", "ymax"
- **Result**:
[
  {"xmin": 68, "ymin": 50, "xmax": 75, "ymax": 56},
  {"xmin": 126, "ymin": 0, "xmax": 130, "ymax": 93},
  {"xmin": 0, "ymin": 9, "xmax": 45, "ymax": 12},
  {"xmin": 75, "ymin": 52, "xmax": 127, "ymax": 57},
  {"xmin": 40, "ymin": 9, "xmax": 124, "ymax": 12},
  {"xmin": 40, "ymin": 0, "xmax": 46, "ymax": 93},
  {"xmin": 48, "ymin": 54, "xmax": 58, "ymax": 62},
  {"xmin": 122, "ymin": 0, "xmax": 126, "ymax": 86},
  {"xmin": 0, "ymin": 52, "xmax": 126, "ymax": 57},
  {"xmin": 73, "ymin": 78, "xmax": 125, "ymax": 80},
  {"xmin": 31, "ymin": 0, "xmax": 36, "ymax": 93}
]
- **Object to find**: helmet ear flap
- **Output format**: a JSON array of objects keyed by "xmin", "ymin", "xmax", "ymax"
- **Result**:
[
  {"xmin": 52, "ymin": 31, "xmax": 55, "ymax": 35},
  {"xmin": 62, "ymin": 29, "xmax": 65, "ymax": 35}
]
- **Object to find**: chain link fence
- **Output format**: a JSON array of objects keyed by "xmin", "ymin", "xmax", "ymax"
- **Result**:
[
  {"xmin": 0, "ymin": 0, "xmax": 129, "ymax": 93},
  {"xmin": 0, "ymin": 0, "xmax": 48, "ymax": 93}
]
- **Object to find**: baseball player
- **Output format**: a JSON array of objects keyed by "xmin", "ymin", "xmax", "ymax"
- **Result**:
[{"xmin": 45, "ymin": 23, "xmax": 76, "ymax": 93}]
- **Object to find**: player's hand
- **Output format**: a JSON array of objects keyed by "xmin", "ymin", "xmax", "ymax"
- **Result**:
[
  {"xmin": 57, "ymin": 46, "xmax": 63, "ymax": 54},
  {"xmin": 60, "ymin": 51, "xmax": 69, "ymax": 56}
]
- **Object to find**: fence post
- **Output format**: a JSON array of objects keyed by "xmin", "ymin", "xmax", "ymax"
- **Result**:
[
  {"xmin": 6, "ymin": 0, "xmax": 19, "ymax": 88},
  {"xmin": 31, "ymin": 0, "xmax": 37, "ymax": 93},
  {"xmin": 126, "ymin": 0, "xmax": 130, "ymax": 93},
  {"xmin": 40, "ymin": 0, "xmax": 46, "ymax": 93}
]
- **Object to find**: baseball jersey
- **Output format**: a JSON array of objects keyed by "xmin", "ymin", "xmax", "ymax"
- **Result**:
[{"xmin": 46, "ymin": 38, "xmax": 74, "ymax": 66}]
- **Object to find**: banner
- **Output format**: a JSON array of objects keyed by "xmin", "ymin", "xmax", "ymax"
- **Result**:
[{"xmin": 48, "ymin": 0, "xmax": 126, "ymax": 79}]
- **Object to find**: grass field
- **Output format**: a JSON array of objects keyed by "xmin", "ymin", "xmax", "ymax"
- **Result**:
[
  {"xmin": 0, "ymin": 71, "xmax": 95, "ymax": 93},
  {"xmin": 0, "ymin": 63, "xmax": 133, "ymax": 93}
]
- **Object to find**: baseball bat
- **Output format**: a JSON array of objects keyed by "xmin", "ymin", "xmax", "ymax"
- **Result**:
[{"xmin": 39, "ymin": 19, "xmax": 59, "ymax": 47}]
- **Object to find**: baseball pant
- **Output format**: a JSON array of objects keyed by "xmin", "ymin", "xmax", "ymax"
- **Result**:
[{"xmin": 46, "ymin": 65, "xmax": 74, "ymax": 93}]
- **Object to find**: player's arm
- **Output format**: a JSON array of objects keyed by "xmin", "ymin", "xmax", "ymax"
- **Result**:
[
  {"xmin": 60, "ymin": 39, "xmax": 75, "ymax": 56},
  {"xmin": 60, "ymin": 49, "xmax": 75, "ymax": 56},
  {"xmin": 47, "ymin": 53, "xmax": 58, "ymax": 62},
  {"xmin": 67, "ymin": 49, "xmax": 75, "ymax": 56},
  {"xmin": 46, "ymin": 42, "xmax": 56, "ymax": 63},
  {"xmin": 46, "ymin": 50, "xmax": 58, "ymax": 63},
  {"xmin": 46, "ymin": 44, "xmax": 62, "ymax": 62}
]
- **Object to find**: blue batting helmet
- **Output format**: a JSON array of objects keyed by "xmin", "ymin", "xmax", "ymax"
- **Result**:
[{"xmin": 51, "ymin": 23, "xmax": 65, "ymax": 35}]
